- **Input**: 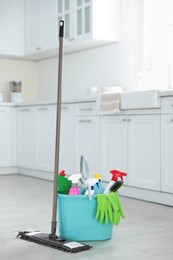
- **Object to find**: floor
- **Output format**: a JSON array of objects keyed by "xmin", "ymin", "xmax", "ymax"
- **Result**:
[{"xmin": 0, "ymin": 175, "xmax": 173, "ymax": 260}]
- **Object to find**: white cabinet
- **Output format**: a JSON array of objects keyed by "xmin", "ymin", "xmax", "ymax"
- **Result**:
[
  {"xmin": 24, "ymin": 0, "xmax": 57, "ymax": 56},
  {"xmin": 100, "ymin": 113, "xmax": 160, "ymax": 191},
  {"xmin": 56, "ymin": 0, "xmax": 120, "ymax": 53},
  {"xmin": 161, "ymin": 97, "xmax": 173, "ymax": 193},
  {"xmin": 127, "ymin": 115, "xmax": 160, "ymax": 191},
  {"xmin": 59, "ymin": 104, "xmax": 75, "ymax": 174},
  {"xmin": 0, "ymin": 0, "xmax": 24, "ymax": 56},
  {"xmin": 74, "ymin": 102, "xmax": 99, "ymax": 175},
  {"xmin": 17, "ymin": 106, "xmax": 37, "ymax": 168},
  {"xmin": 36, "ymin": 105, "xmax": 56, "ymax": 171},
  {"xmin": 100, "ymin": 115, "xmax": 127, "ymax": 182},
  {"xmin": 0, "ymin": 107, "xmax": 15, "ymax": 167}
]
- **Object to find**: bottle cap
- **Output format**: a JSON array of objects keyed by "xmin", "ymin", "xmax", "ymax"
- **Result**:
[
  {"xmin": 60, "ymin": 170, "xmax": 66, "ymax": 176},
  {"xmin": 94, "ymin": 173, "xmax": 101, "ymax": 179}
]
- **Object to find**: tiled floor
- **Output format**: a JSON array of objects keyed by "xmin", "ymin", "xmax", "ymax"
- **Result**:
[{"xmin": 0, "ymin": 175, "xmax": 173, "ymax": 260}]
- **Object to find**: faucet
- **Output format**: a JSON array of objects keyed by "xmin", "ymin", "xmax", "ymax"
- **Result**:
[
  {"xmin": 80, "ymin": 155, "xmax": 89, "ymax": 179},
  {"xmin": 149, "ymin": 58, "xmax": 171, "ymax": 89}
]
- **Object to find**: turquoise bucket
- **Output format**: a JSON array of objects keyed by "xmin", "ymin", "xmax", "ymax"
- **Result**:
[{"xmin": 57, "ymin": 194, "xmax": 113, "ymax": 241}]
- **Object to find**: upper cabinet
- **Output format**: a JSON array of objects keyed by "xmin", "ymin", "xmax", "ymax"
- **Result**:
[
  {"xmin": 0, "ymin": 0, "xmax": 24, "ymax": 57},
  {"xmin": 24, "ymin": 0, "xmax": 120, "ymax": 59}
]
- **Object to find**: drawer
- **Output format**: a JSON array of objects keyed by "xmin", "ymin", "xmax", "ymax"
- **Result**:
[
  {"xmin": 74, "ymin": 102, "xmax": 97, "ymax": 116},
  {"xmin": 161, "ymin": 97, "xmax": 173, "ymax": 114}
]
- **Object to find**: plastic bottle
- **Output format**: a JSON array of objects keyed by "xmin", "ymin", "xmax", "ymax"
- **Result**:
[
  {"xmin": 85, "ymin": 178, "xmax": 98, "ymax": 200},
  {"xmin": 68, "ymin": 173, "xmax": 82, "ymax": 195},
  {"xmin": 58, "ymin": 170, "xmax": 72, "ymax": 194},
  {"xmin": 94, "ymin": 173, "xmax": 105, "ymax": 194},
  {"xmin": 104, "ymin": 169, "xmax": 127, "ymax": 194}
]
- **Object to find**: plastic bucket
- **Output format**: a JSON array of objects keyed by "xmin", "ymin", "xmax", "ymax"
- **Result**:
[{"xmin": 57, "ymin": 194, "xmax": 113, "ymax": 241}]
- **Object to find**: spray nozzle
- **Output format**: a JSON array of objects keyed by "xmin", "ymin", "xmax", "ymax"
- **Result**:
[
  {"xmin": 110, "ymin": 169, "xmax": 127, "ymax": 182},
  {"xmin": 59, "ymin": 170, "xmax": 66, "ymax": 176}
]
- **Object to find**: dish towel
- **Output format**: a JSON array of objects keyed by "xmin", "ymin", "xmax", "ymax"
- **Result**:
[{"xmin": 96, "ymin": 92, "xmax": 121, "ymax": 114}]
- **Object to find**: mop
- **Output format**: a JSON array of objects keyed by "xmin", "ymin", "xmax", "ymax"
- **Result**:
[{"xmin": 17, "ymin": 21, "xmax": 92, "ymax": 253}]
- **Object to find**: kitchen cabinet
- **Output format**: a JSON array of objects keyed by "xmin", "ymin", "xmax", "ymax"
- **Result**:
[
  {"xmin": 0, "ymin": 0, "xmax": 24, "ymax": 56},
  {"xmin": 36, "ymin": 105, "xmax": 56, "ymax": 172},
  {"xmin": 24, "ymin": 0, "xmax": 57, "ymax": 57},
  {"xmin": 0, "ymin": 107, "xmax": 15, "ymax": 167},
  {"xmin": 62, "ymin": 0, "xmax": 120, "ymax": 53},
  {"xmin": 127, "ymin": 114, "xmax": 160, "ymax": 191},
  {"xmin": 17, "ymin": 106, "xmax": 37, "ymax": 169},
  {"xmin": 100, "ymin": 115, "xmax": 127, "ymax": 182},
  {"xmin": 100, "ymin": 113, "xmax": 160, "ymax": 191},
  {"xmin": 59, "ymin": 103, "xmax": 75, "ymax": 174},
  {"xmin": 161, "ymin": 97, "xmax": 173, "ymax": 193},
  {"xmin": 74, "ymin": 102, "xmax": 99, "ymax": 175}
]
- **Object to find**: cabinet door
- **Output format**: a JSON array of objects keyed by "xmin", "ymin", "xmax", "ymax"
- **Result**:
[
  {"xmin": 0, "ymin": 108, "xmax": 13, "ymax": 166},
  {"xmin": 36, "ymin": 106, "xmax": 55, "ymax": 171},
  {"xmin": 100, "ymin": 116, "xmax": 127, "ymax": 182},
  {"xmin": 57, "ymin": 0, "xmax": 73, "ymax": 41},
  {"xmin": 59, "ymin": 104, "xmax": 74, "ymax": 174},
  {"xmin": 17, "ymin": 107, "xmax": 37, "ymax": 168},
  {"xmin": 75, "ymin": 0, "xmax": 91, "ymax": 38},
  {"xmin": 74, "ymin": 116, "xmax": 99, "ymax": 176},
  {"xmin": 127, "ymin": 115, "xmax": 160, "ymax": 191},
  {"xmin": 161, "ymin": 115, "xmax": 173, "ymax": 193},
  {"xmin": 24, "ymin": 0, "xmax": 43, "ymax": 54}
]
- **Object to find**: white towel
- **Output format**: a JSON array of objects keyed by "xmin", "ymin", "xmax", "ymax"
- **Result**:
[{"xmin": 96, "ymin": 92, "xmax": 121, "ymax": 114}]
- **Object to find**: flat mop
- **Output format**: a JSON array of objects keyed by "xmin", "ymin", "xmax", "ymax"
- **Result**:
[{"xmin": 17, "ymin": 21, "xmax": 92, "ymax": 253}]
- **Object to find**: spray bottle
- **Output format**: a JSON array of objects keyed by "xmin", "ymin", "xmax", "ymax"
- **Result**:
[
  {"xmin": 104, "ymin": 169, "xmax": 127, "ymax": 194},
  {"xmin": 68, "ymin": 173, "xmax": 82, "ymax": 195},
  {"xmin": 58, "ymin": 170, "xmax": 72, "ymax": 194},
  {"xmin": 85, "ymin": 178, "xmax": 98, "ymax": 200},
  {"xmin": 94, "ymin": 173, "xmax": 105, "ymax": 194}
]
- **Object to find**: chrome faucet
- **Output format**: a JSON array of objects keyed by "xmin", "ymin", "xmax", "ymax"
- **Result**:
[
  {"xmin": 149, "ymin": 58, "xmax": 171, "ymax": 89},
  {"xmin": 80, "ymin": 155, "xmax": 89, "ymax": 179}
]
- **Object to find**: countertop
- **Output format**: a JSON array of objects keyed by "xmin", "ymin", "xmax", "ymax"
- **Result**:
[{"xmin": 0, "ymin": 90, "xmax": 173, "ymax": 107}]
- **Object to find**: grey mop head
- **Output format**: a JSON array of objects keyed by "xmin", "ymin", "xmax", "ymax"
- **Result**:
[{"xmin": 17, "ymin": 231, "xmax": 92, "ymax": 253}]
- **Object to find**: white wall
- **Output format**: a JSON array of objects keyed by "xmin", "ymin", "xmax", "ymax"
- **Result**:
[
  {"xmin": 37, "ymin": 0, "xmax": 144, "ymax": 101},
  {"xmin": 0, "ymin": 58, "xmax": 37, "ymax": 102}
]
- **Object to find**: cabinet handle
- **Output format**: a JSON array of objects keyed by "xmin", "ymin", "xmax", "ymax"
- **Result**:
[
  {"xmin": 61, "ymin": 106, "xmax": 68, "ymax": 110},
  {"xmin": 127, "ymin": 119, "xmax": 131, "ymax": 122},
  {"xmin": 69, "ymin": 38, "xmax": 75, "ymax": 41},
  {"xmin": 170, "ymin": 119, "xmax": 173, "ymax": 122},
  {"xmin": 80, "ymin": 108, "xmax": 93, "ymax": 111},
  {"xmin": 122, "ymin": 118, "xmax": 126, "ymax": 122},
  {"xmin": 0, "ymin": 110, "xmax": 6, "ymax": 112},
  {"xmin": 20, "ymin": 108, "xmax": 30, "ymax": 112},
  {"xmin": 79, "ymin": 119, "xmax": 92, "ymax": 123},
  {"xmin": 37, "ymin": 107, "xmax": 48, "ymax": 111},
  {"xmin": 171, "ymin": 104, "xmax": 173, "ymax": 107},
  {"xmin": 36, "ymin": 47, "xmax": 41, "ymax": 51}
]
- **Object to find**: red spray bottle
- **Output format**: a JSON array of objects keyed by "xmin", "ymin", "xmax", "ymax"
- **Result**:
[{"xmin": 104, "ymin": 169, "xmax": 127, "ymax": 194}]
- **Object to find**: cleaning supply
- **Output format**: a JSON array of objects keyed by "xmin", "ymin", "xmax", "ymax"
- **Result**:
[
  {"xmin": 94, "ymin": 173, "xmax": 105, "ymax": 194},
  {"xmin": 109, "ymin": 180, "xmax": 123, "ymax": 192},
  {"xmin": 17, "ymin": 21, "xmax": 91, "ymax": 253},
  {"xmin": 68, "ymin": 174, "xmax": 82, "ymax": 195},
  {"xmin": 96, "ymin": 192, "xmax": 124, "ymax": 225},
  {"xmin": 58, "ymin": 170, "xmax": 72, "ymax": 194},
  {"xmin": 85, "ymin": 178, "xmax": 98, "ymax": 200},
  {"xmin": 104, "ymin": 169, "xmax": 127, "ymax": 194}
]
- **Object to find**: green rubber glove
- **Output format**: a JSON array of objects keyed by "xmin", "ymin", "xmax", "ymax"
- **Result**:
[
  {"xmin": 96, "ymin": 194, "xmax": 109, "ymax": 224},
  {"xmin": 106, "ymin": 192, "xmax": 124, "ymax": 225}
]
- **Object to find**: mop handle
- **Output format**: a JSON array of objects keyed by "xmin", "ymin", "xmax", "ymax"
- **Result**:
[{"xmin": 51, "ymin": 20, "xmax": 64, "ymax": 237}]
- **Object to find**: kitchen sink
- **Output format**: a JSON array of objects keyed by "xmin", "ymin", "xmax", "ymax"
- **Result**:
[{"xmin": 120, "ymin": 90, "xmax": 161, "ymax": 110}]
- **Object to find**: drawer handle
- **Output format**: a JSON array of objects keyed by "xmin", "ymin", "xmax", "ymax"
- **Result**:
[
  {"xmin": 122, "ymin": 118, "xmax": 126, "ymax": 122},
  {"xmin": 170, "ymin": 119, "xmax": 173, "ymax": 122},
  {"xmin": 127, "ymin": 119, "xmax": 131, "ymax": 122},
  {"xmin": 79, "ymin": 119, "xmax": 92, "ymax": 123},
  {"xmin": 171, "ymin": 104, "xmax": 173, "ymax": 107},
  {"xmin": 37, "ymin": 107, "xmax": 48, "ymax": 111},
  {"xmin": 21, "ymin": 108, "xmax": 30, "ymax": 112},
  {"xmin": 80, "ymin": 108, "xmax": 93, "ymax": 111}
]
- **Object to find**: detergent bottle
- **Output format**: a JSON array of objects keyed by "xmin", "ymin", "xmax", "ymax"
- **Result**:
[
  {"xmin": 104, "ymin": 169, "xmax": 127, "ymax": 194},
  {"xmin": 68, "ymin": 173, "xmax": 82, "ymax": 195},
  {"xmin": 58, "ymin": 170, "xmax": 72, "ymax": 194},
  {"xmin": 94, "ymin": 173, "xmax": 105, "ymax": 194}
]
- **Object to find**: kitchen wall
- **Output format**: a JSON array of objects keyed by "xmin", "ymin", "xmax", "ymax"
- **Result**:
[
  {"xmin": 0, "ymin": 58, "xmax": 37, "ymax": 102},
  {"xmin": 37, "ymin": 0, "xmax": 144, "ymax": 101}
]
